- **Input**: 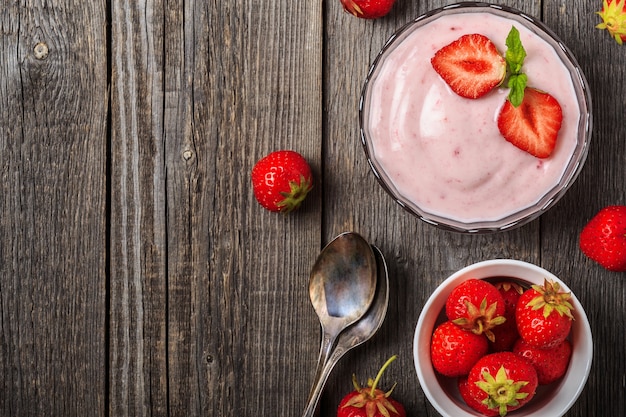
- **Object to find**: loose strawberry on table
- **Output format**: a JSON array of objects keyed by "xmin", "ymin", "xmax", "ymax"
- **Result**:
[
  {"xmin": 596, "ymin": 0, "xmax": 626, "ymax": 44},
  {"xmin": 251, "ymin": 150, "xmax": 313, "ymax": 213},
  {"xmin": 337, "ymin": 355, "xmax": 405, "ymax": 417},
  {"xmin": 515, "ymin": 279, "xmax": 574, "ymax": 349},
  {"xmin": 461, "ymin": 351, "xmax": 538, "ymax": 417},
  {"xmin": 579, "ymin": 205, "xmax": 626, "ymax": 272},
  {"xmin": 340, "ymin": 0, "xmax": 396, "ymax": 19}
]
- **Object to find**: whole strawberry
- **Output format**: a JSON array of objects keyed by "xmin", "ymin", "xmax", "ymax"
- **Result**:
[
  {"xmin": 513, "ymin": 338, "xmax": 572, "ymax": 385},
  {"xmin": 597, "ymin": 0, "xmax": 626, "ymax": 44},
  {"xmin": 251, "ymin": 150, "xmax": 313, "ymax": 213},
  {"xmin": 579, "ymin": 205, "xmax": 626, "ymax": 272},
  {"xmin": 490, "ymin": 281, "xmax": 524, "ymax": 352},
  {"xmin": 516, "ymin": 279, "xmax": 574, "ymax": 349},
  {"xmin": 430, "ymin": 321, "xmax": 488, "ymax": 377},
  {"xmin": 340, "ymin": 0, "xmax": 396, "ymax": 19},
  {"xmin": 337, "ymin": 356, "xmax": 406, "ymax": 417},
  {"xmin": 445, "ymin": 279, "xmax": 506, "ymax": 342},
  {"xmin": 461, "ymin": 352, "xmax": 538, "ymax": 417}
]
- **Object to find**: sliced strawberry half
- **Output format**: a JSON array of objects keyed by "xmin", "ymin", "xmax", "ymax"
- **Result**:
[
  {"xmin": 497, "ymin": 87, "xmax": 563, "ymax": 158},
  {"xmin": 431, "ymin": 34, "xmax": 506, "ymax": 99}
]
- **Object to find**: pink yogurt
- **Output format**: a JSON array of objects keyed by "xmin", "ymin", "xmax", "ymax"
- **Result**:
[{"xmin": 363, "ymin": 8, "xmax": 589, "ymax": 229}]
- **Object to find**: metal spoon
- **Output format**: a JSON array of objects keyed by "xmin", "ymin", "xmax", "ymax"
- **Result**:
[
  {"xmin": 302, "ymin": 245, "xmax": 389, "ymax": 417},
  {"xmin": 331, "ymin": 245, "xmax": 389, "ymax": 363},
  {"xmin": 302, "ymin": 233, "xmax": 378, "ymax": 417}
]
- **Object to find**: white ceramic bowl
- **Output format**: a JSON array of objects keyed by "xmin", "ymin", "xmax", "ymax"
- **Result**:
[{"xmin": 413, "ymin": 259, "xmax": 593, "ymax": 417}]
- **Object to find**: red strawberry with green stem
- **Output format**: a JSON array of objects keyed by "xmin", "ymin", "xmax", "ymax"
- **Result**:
[
  {"xmin": 515, "ymin": 279, "xmax": 574, "ymax": 349},
  {"xmin": 430, "ymin": 320, "xmax": 488, "ymax": 377},
  {"xmin": 340, "ymin": 0, "xmax": 396, "ymax": 19},
  {"xmin": 337, "ymin": 355, "xmax": 406, "ymax": 417},
  {"xmin": 513, "ymin": 338, "xmax": 572, "ymax": 385},
  {"xmin": 251, "ymin": 150, "xmax": 313, "ymax": 213},
  {"xmin": 461, "ymin": 351, "xmax": 538, "ymax": 417},
  {"xmin": 597, "ymin": 0, "xmax": 626, "ymax": 44},
  {"xmin": 431, "ymin": 33, "xmax": 506, "ymax": 99},
  {"xmin": 579, "ymin": 205, "xmax": 626, "ymax": 272},
  {"xmin": 445, "ymin": 279, "xmax": 506, "ymax": 342}
]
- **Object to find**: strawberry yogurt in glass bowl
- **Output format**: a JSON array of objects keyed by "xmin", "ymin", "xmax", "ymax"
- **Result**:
[{"xmin": 360, "ymin": 2, "xmax": 592, "ymax": 233}]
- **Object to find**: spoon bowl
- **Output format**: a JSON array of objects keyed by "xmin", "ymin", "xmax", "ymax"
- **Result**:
[
  {"xmin": 333, "ymin": 245, "xmax": 389, "ymax": 355},
  {"xmin": 308, "ymin": 232, "xmax": 378, "ymax": 331},
  {"xmin": 303, "ymin": 232, "xmax": 378, "ymax": 417}
]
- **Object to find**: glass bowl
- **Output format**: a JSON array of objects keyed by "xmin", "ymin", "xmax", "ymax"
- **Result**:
[{"xmin": 359, "ymin": 2, "xmax": 592, "ymax": 233}]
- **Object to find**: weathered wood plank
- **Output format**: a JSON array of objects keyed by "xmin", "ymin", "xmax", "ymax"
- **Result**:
[
  {"xmin": 0, "ymin": 0, "xmax": 108, "ymax": 415},
  {"xmin": 109, "ymin": 0, "xmax": 168, "ymax": 415},
  {"xmin": 198, "ymin": 2, "xmax": 323, "ymax": 415}
]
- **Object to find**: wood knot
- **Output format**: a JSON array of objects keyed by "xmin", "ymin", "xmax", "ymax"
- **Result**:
[
  {"xmin": 34, "ymin": 42, "xmax": 49, "ymax": 60},
  {"xmin": 182, "ymin": 150, "xmax": 193, "ymax": 160}
]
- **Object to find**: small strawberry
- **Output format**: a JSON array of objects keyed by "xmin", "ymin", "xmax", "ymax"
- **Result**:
[
  {"xmin": 337, "ymin": 355, "xmax": 406, "ymax": 417},
  {"xmin": 579, "ymin": 205, "xmax": 626, "ymax": 272},
  {"xmin": 489, "ymin": 281, "xmax": 524, "ymax": 352},
  {"xmin": 430, "ymin": 321, "xmax": 488, "ymax": 377},
  {"xmin": 513, "ymin": 338, "xmax": 572, "ymax": 385},
  {"xmin": 515, "ymin": 279, "xmax": 574, "ymax": 349},
  {"xmin": 340, "ymin": 0, "xmax": 396, "ymax": 19},
  {"xmin": 596, "ymin": 0, "xmax": 626, "ymax": 44},
  {"xmin": 462, "ymin": 352, "xmax": 538, "ymax": 417},
  {"xmin": 431, "ymin": 33, "xmax": 506, "ymax": 99},
  {"xmin": 251, "ymin": 150, "xmax": 313, "ymax": 213},
  {"xmin": 497, "ymin": 87, "xmax": 563, "ymax": 158},
  {"xmin": 445, "ymin": 279, "xmax": 506, "ymax": 342}
]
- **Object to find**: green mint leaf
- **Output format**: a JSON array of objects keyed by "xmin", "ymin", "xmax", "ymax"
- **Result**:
[
  {"xmin": 505, "ymin": 26, "xmax": 526, "ymax": 75},
  {"xmin": 507, "ymin": 73, "xmax": 528, "ymax": 107},
  {"xmin": 504, "ymin": 26, "xmax": 527, "ymax": 107}
]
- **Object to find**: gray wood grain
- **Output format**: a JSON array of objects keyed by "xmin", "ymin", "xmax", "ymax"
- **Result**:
[
  {"xmin": 0, "ymin": 0, "xmax": 108, "ymax": 416},
  {"xmin": 109, "ymin": 0, "xmax": 169, "ymax": 415}
]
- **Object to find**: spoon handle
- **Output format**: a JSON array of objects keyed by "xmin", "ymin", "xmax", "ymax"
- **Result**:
[{"xmin": 302, "ymin": 331, "xmax": 340, "ymax": 417}]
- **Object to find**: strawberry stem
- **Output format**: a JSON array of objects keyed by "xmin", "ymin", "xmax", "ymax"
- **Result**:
[{"xmin": 370, "ymin": 355, "xmax": 398, "ymax": 397}]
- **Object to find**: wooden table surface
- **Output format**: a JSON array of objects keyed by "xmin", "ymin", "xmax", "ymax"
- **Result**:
[{"xmin": 1, "ymin": 0, "xmax": 625, "ymax": 416}]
